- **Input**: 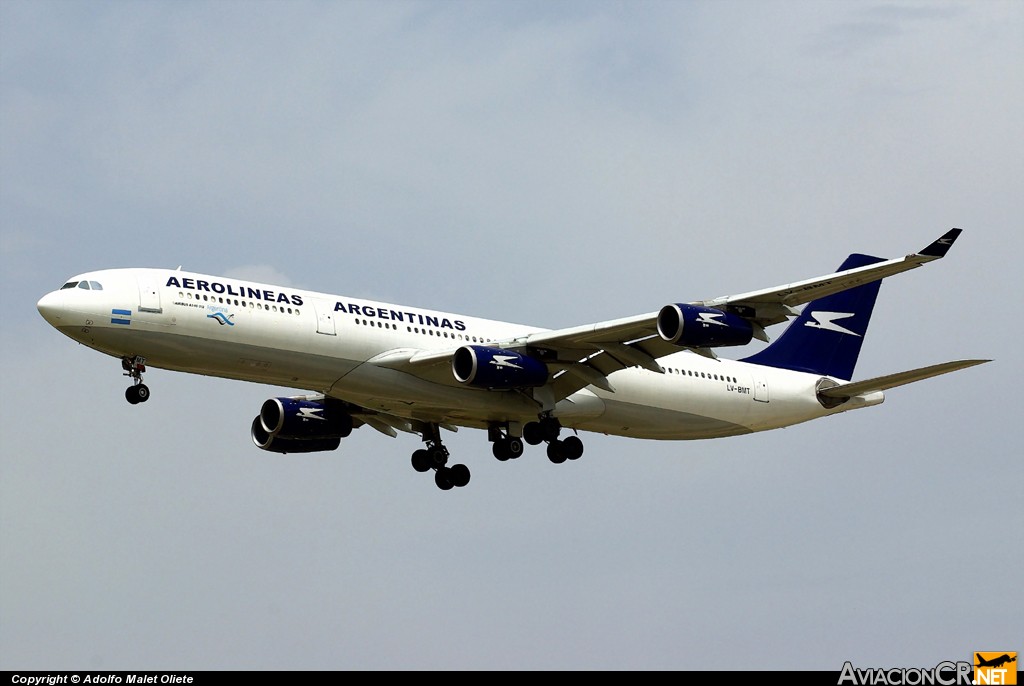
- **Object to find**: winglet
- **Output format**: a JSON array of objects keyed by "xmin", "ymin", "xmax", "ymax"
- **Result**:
[{"xmin": 918, "ymin": 228, "xmax": 962, "ymax": 258}]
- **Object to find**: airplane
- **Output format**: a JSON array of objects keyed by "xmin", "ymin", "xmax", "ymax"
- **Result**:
[
  {"xmin": 976, "ymin": 654, "xmax": 1016, "ymax": 669},
  {"xmin": 36, "ymin": 228, "xmax": 989, "ymax": 490}
]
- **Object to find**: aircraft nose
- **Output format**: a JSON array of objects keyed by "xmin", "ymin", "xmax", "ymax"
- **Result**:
[{"xmin": 37, "ymin": 290, "xmax": 65, "ymax": 326}]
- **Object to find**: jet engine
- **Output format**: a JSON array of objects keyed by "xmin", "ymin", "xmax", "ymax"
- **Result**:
[
  {"xmin": 452, "ymin": 345, "xmax": 549, "ymax": 390},
  {"xmin": 657, "ymin": 303, "xmax": 754, "ymax": 348},
  {"xmin": 251, "ymin": 397, "xmax": 353, "ymax": 454}
]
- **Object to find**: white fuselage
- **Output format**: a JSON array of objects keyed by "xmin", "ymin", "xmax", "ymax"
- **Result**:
[{"xmin": 36, "ymin": 268, "xmax": 882, "ymax": 441}]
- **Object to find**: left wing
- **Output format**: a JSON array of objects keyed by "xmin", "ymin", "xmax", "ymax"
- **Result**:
[{"xmin": 379, "ymin": 229, "xmax": 964, "ymax": 402}]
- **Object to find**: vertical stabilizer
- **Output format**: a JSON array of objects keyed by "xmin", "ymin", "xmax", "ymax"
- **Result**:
[{"xmin": 740, "ymin": 254, "xmax": 885, "ymax": 380}]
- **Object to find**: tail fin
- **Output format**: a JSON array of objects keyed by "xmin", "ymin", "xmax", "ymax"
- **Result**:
[{"xmin": 741, "ymin": 253, "xmax": 885, "ymax": 380}]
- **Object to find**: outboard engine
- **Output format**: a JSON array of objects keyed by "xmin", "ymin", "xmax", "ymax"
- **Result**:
[{"xmin": 657, "ymin": 303, "xmax": 754, "ymax": 348}]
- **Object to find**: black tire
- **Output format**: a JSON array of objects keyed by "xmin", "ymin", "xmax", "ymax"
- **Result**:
[
  {"xmin": 435, "ymin": 469, "xmax": 454, "ymax": 490},
  {"xmin": 492, "ymin": 441, "xmax": 510, "ymax": 461},
  {"xmin": 562, "ymin": 436, "xmax": 583, "ymax": 460},
  {"xmin": 507, "ymin": 437, "xmax": 524, "ymax": 459},
  {"xmin": 449, "ymin": 464, "xmax": 471, "ymax": 487},
  {"xmin": 125, "ymin": 386, "xmax": 140, "ymax": 404},
  {"xmin": 135, "ymin": 384, "xmax": 150, "ymax": 403},
  {"xmin": 547, "ymin": 440, "xmax": 567, "ymax": 464},
  {"xmin": 411, "ymin": 449, "xmax": 432, "ymax": 472},
  {"xmin": 523, "ymin": 422, "xmax": 544, "ymax": 445}
]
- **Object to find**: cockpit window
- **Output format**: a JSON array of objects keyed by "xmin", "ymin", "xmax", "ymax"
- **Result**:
[{"xmin": 69, "ymin": 281, "xmax": 104, "ymax": 291}]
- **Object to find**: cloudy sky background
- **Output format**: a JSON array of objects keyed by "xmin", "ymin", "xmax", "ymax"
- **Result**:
[{"xmin": 2, "ymin": 0, "xmax": 1021, "ymax": 671}]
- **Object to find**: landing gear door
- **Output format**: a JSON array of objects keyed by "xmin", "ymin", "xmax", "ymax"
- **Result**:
[
  {"xmin": 138, "ymin": 277, "xmax": 162, "ymax": 313},
  {"xmin": 313, "ymin": 300, "xmax": 337, "ymax": 335}
]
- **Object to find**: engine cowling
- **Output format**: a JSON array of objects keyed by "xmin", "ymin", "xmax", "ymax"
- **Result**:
[
  {"xmin": 452, "ymin": 345, "xmax": 549, "ymax": 389},
  {"xmin": 251, "ymin": 416, "xmax": 342, "ymax": 454},
  {"xmin": 657, "ymin": 303, "xmax": 754, "ymax": 348},
  {"xmin": 251, "ymin": 397, "xmax": 353, "ymax": 454}
]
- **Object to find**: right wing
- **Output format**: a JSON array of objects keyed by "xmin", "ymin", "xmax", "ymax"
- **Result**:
[
  {"xmin": 383, "ymin": 229, "xmax": 967, "ymax": 402},
  {"xmin": 816, "ymin": 359, "xmax": 991, "ymax": 402}
]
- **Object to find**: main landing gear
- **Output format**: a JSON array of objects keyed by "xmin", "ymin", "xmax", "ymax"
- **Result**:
[
  {"xmin": 521, "ymin": 415, "xmax": 584, "ymax": 464},
  {"xmin": 410, "ymin": 415, "xmax": 585, "ymax": 491},
  {"xmin": 122, "ymin": 355, "xmax": 150, "ymax": 405},
  {"xmin": 411, "ymin": 423, "xmax": 471, "ymax": 491},
  {"xmin": 487, "ymin": 414, "xmax": 585, "ymax": 464}
]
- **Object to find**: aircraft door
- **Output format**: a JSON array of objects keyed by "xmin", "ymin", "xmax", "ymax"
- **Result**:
[
  {"xmin": 312, "ymin": 300, "xmax": 337, "ymax": 335},
  {"xmin": 752, "ymin": 375, "xmax": 769, "ymax": 403},
  {"xmin": 137, "ymin": 276, "xmax": 162, "ymax": 313}
]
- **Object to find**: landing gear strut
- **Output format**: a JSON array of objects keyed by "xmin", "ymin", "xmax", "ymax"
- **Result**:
[
  {"xmin": 122, "ymin": 355, "xmax": 150, "ymax": 405},
  {"xmin": 410, "ymin": 423, "xmax": 470, "ymax": 490}
]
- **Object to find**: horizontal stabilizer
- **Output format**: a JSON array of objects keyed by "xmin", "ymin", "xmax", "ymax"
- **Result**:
[
  {"xmin": 817, "ymin": 359, "xmax": 990, "ymax": 400},
  {"xmin": 918, "ymin": 228, "xmax": 962, "ymax": 258}
]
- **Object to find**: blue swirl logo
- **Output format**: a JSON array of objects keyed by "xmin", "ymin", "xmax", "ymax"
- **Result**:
[{"xmin": 207, "ymin": 312, "xmax": 234, "ymax": 326}]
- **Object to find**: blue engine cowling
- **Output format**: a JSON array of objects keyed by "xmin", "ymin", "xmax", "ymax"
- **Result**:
[
  {"xmin": 251, "ymin": 417, "xmax": 342, "ymax": 454},
  {"xmin": 657, "ymin": 303, "xmax": 754, "ymax": 348},
  {"xmin": 251, "ymin": 397, "xmax": 353, "ymax": 453},
  {"xmin": 452, "ymin": 345, "xmax": 549, "ymax": 389}
]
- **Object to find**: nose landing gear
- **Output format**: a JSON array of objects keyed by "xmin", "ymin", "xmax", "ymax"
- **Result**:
[{"xmin": 122, "ymin": 355, "xmax": 150, "ymax": 404}]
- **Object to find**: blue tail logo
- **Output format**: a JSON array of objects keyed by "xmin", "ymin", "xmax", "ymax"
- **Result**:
[{"xmin": 741, "ymin": 253, "xmax": 884, "ymax": 380}]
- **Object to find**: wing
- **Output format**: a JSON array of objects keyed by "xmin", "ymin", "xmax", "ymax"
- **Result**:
[
  {"xmin": 816, "ymin": 359, "xmax": 990, "ymax": 402},
  {"xmin": 375, "ymin": 229, "xmax": 964, "ymax": 402}
]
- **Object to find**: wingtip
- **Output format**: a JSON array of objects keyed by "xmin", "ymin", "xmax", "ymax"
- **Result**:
[{"xmin": 918, "ymin": 228, "xmax": 962, "ymax": 258}]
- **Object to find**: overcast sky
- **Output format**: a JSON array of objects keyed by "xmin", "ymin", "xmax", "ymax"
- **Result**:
[{"xmin": 2, "ymin": 0, "xmax": 1021, "ymax": 672}]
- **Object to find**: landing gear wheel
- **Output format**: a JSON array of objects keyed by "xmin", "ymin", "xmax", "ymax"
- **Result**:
[
  {"xmin": 562, "ymin": 435, "xmax": 583, "ymax": 460},
  {"xmin": 492, "ymin": 437, "xmax": 525, "ymax": 461},
  {"xmin": 435, "ymin": 469, "xmax": 455, "ymax": 491},
  {"xmin": 411, "ymin": 449, "xmax": 432, "ymax": 472},
  {"xmin": 547, "ymin": 440, "xmax": 568, "ymax": 464},
  {"xmin": 523, "ymin": 421, "xmax": 545, "ymax": 446},
  {"xmin": 449, "ymin": 463, "xmax": 471, "ymax": 487},
  {"xmin": 126, "ymin": 384, "xmax": 150, "ymax": 404}
]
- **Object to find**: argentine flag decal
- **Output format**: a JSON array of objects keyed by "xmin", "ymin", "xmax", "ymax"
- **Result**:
[{"xmin": 111, "ymin": 309, "xmax": 131, "ymax": 325}]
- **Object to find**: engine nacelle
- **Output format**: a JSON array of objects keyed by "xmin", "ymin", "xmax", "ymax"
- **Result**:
[
  {"xmin": 251, "ymin": 397, "xmax": 353, "ymax": 454},
  {"xmin": 251, "ymin": 417, "xmax": 342, "ymax": 454},
  {"xmin": 657, "ymin": 303, "xmax": 754, "ymax": 348},
  {"xmin": 452, "ymin": 345, "xmax": 549, "ymax": 389}
]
